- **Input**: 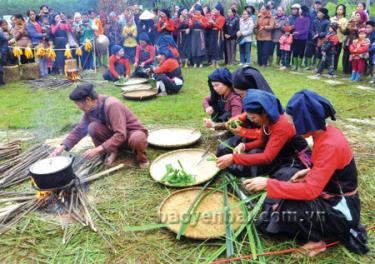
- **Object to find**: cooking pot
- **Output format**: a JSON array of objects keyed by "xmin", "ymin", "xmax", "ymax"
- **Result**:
[{"xmin": 29, "ymin": 156, "xmax": 76, "ymax": 190}]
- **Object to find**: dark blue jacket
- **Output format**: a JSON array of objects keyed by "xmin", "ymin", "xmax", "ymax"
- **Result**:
[
  {"xmin": 224, "ymin": 16, "xmax": 239, "ymax": 40},
  {"xmin": 27, "ymin": 21, "xmax": 44, "ymax": 46},
  {"xmin": 311, "ymin": 18, "xmax": 330, "ymax": 41}
]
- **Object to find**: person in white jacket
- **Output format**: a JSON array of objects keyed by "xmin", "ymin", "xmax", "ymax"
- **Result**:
[{"xmin": 237, "ymin": 10, "xmax": 254, "ymax": 66}]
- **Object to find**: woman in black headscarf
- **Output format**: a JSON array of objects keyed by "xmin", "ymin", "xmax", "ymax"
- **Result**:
[{"xmin": 244, "ymin": 89, "xmax": 369, "ymax": 257}]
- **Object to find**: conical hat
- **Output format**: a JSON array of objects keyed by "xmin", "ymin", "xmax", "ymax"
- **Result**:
[{"xmin": 140, "ymin": 10, "xmax": 155, "ymax": 20}]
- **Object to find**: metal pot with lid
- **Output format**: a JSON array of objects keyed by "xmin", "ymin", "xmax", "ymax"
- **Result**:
[{"xmin": 29, "ymin": 156, "xmax": 76, "ymax": 190}]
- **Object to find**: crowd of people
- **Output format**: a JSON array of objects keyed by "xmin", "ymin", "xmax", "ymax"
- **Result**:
[{"xmin": 2, "ymin": 1, "xmax": 375, "ymax": 87}]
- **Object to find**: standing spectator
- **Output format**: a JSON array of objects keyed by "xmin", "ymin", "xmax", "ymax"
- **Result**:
[
  {"xmin": 207, "ymin": 3, "xmax": 225, "ymax": 68},
  {"xmin": 224, "ymin": 8, "xmax": 239, "ymax": 65},
  {"xmin": 37, "ymin": 5, "xmax": 50, "ymax": 24},
  {"xmin": 80, "ymin": 13, "xmax": 97, "ymax": 70},
  {"xmin": 331, "ymin": 4, "xmax": 348, "ymax": 71},
  {"xmin": 245, "ymin": 5, "xmax": 257, "ymax": 23},
  {"xmin": 272, "ymin": 6, "xmax": 288, "ymax": 66},
  {"xmin": 310, "ymin": 1, "xmax": 322, "ymax": 22},
  {"xmin": 267, "ymin": 1, "xmax": 277, "ymax": 17},
  {"xmin": 157, "ymin": 9, "xmax": 175, "ymax": 36},
  {"xmin": 0, "ymin": 29, "xmax": 9, "ymax": 86},
  {"xmin": 291, "ymin": 5, "xmax": 311, "ymax": 71},
  {"xmin": 176, "ymin": 7, "xmax": 191, "ymax": 67},
  {"xmin": 366, "ymin": 21, "xmax": 375, "ymax": 82},
  {"xmin": 51, "ymin": 14, "xmax": 72, "ymax": 74},
  {"xmin": 10, "ymin": 14, "xmax": 31, "ymax": 64},
  {"xmin": 316, "ymin": 23, "xmax": 340, "ymax": 78},
  {"xmin": 238, "ymin": 10, "xmax": 254, "ymax": 66},
  {"xmin": 255, "ymin": 5, "xmax": 275, "ymax": 67},
  {"xmin": 352, "ymin": 2, "xmax": 369, "ymax": 19},
  {"xmin": 122, "ymin": 18, "xmax": 137, "ymax": 63},
  {"xmin": 310, "ymin": 8, "xmax": 330, "ymax": 71},
  {"xmin": 349, "ymin": 28, "xmax": 370, "ymax": 81},
  {"xmin": 189, "ymin": 5, "xmax": 207, "ymax": 68},
  {"xmin": 27, "ymin": 9, "xmax": 48, "ymax": 76},
  {"xmin": 289, "ymin": 4, "xmax": 301, "ymax": 26},
  {"xmin": 343, "ymin": 11, "xmax": 367, "ymax": 74},
  {"xmin": 133, "ymin": 4, "xmax": 142, "ymax": 32},
  {"xmin": 119, "ymin": 8, "xmax": 131, "ymax": 28},
  {"xmin": 279, "ymin": 25, "xmax": 293, "ymax": 70},
  {"xmin": 105, "ymin": 12, "xmax": 122, "ymax": 55}
]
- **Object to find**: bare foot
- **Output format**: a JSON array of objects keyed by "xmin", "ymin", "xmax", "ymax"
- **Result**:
[
  {"xmin": 292, "ymin": 241, "xmax": 326, "ymax": 258},
  {"xmin": 138, "ymin": 160, "xmax": 150, "ymax": 169},
  {"xmin": 105, "ymin": 151, "xmax": 118, "ymax": 166}
]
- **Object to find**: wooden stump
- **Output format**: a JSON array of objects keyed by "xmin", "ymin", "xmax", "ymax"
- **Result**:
[
  {"xmin": 20, "ymin": 62, "xmax": 40, "ymax": 80},
  {"xmin": 3, "ymin": 65, "xmax": 21, "ymax": 83}
]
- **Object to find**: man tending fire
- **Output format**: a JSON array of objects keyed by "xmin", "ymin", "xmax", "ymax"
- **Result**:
[{"xmin": 50, "ymin": 82, "xmax": 149, "ymax": 168}]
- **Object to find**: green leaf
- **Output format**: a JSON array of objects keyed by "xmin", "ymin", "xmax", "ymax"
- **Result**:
[{"xmin": 223, "ymin": 183, "xmax": 234, "ymax": 258}]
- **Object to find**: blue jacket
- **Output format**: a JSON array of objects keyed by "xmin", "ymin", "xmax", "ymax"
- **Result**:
[
  {"xmin": 311, "ymin": 18, "xmax": 330, "ymax": 41},
  {"xmin": 26, "ymin": 21, "xmax": 44, "ymax": 46}
]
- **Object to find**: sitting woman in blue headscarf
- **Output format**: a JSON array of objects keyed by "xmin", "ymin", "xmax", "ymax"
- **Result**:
[
  {"xmin": 156, "ymin": 34, "xmax": 180, "ymax": 59},
  {"xmin": 202, "ymin": 67, "xmax": 242, "ymax": 130},
  {"xmin": 151, "ymin": 47, "xmax": 183, "ymax": 96},
  {"xmin": 132, "ymin": 32, "xmax": 156, "ymax": 78},
  {"xmin": 103, "ymin": 45, "xmax": 131, "ymax": 82},
  {"xmin": 243, "ymin": 89, "xmax": 369, "ymax": 257},
  {"xmin": 216, "ymin": 89, "xmax": 310, "ymax": 180}
]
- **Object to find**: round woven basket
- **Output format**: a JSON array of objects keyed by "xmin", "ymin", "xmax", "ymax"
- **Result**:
[
  {"xmin": 123, "ymin": 78, "xmax": 149, "ymax": 86},
  {"xmin": 158, "ymin": 187, "xmax": 244, "ymax": 240},
  {"xmin": 122, "ymin": 90, "xmax": 157, "ymax": 101},
  {"xmin": 121, "ymin": 83, "xmax": 153, "ymax": 92},
  {"xmin": 150, "ymin": 148, "xmax": 219, "ymax": 187},
  {"xmin": 148, "ymin": 127, "xmax": 201, "ymax": 149}
]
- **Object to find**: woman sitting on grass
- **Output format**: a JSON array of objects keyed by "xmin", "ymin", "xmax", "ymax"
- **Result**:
[
  {"xmin": 151, "ymin": 47, "xmax": 183, "ymax": 96},
  {"xmin": 202, "ymin": 67, "xmax": 242, "ymax": 130},
  {"xmin": 216, "ymin": 90, "xmax": 310, "ymax": 180},
  {"xmin": 244, "ymin": 89, "xmax": 369, "ymax": 257},
  {"xmin": 103, "ymin": 45, "xmax": 130, "ymax": 82}
]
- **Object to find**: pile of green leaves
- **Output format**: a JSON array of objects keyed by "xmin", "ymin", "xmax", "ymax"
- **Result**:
[
  {"xmin": 161, "ymin": 160, "xmax": 196, "ymax": 187},
  {"xmin": 229, "ymin": 119, "xmax": 243, "ymax": 129}
]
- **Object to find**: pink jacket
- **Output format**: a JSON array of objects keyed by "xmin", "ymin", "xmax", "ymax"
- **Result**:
[{"xmin": 279, "ymin": 34, "xmax": 293, "ymax": 51}]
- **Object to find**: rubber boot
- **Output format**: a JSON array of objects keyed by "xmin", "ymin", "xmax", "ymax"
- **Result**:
[
  {"xmin": 349, "ymin": 72, "xmax": 356, "ymax": 81},
  {"xmin": 291, "ymin": 57, "xmax": 298, "ymax": 71},
  {"xmin": 268, "ymin": 56, "xmax": 273, "ymax": 67},
  {"xmin": 0, "ymin": 72, "xmax": 4, "ymax": 87},
  {"xmin": 304, "ymin": 58, "xmax": 311, "ymax": 70},
  {"xmin": 276, "ymin": 56, "xmax": 281, "ymax": 66},
  {"xmin": 354, "ymin": 73, "xmax": 361, "ymax": 82},
  {"xmin": 297, "ymin": 58, "xmax": 303, "ymax": 71}
]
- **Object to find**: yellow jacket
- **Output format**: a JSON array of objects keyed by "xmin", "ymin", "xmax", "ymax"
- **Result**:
[
  {"xmin": 122, "ymin": 24, "xmax": 137, "ymax": 47},
  {"xmin": 330, "ymin": 16, "xmax": 348, "ymax": 43}
]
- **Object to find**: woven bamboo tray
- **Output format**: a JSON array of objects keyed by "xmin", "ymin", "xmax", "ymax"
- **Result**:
[
  {"xmin": 121, "ymin": 83, "xmax": 153, "ymax": 92},
  {"xmin": 147, "ymin": 127, "xmax": 201, "ymax": 149},
  {"xmin": 115, "ymin": 77, "xmax": 149, "ymax": 86},
  {"xmin": 150, "ymin": 148, "xmax": 219, "ymax": 187},
  {"xmin": 158, "ymin": 187, "xmax": 244, "ymax": 240},
  {"xmin": 122, "ymin": 89, "xmax": 157, "ymax": 101}
]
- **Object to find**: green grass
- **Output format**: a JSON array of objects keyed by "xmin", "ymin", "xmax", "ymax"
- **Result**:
[{"xmin": 0, "ymin": 65, "xmax": 374, "ymax": 263}]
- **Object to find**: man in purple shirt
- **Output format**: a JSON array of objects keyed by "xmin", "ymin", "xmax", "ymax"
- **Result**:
[{"xmin": 51, "ymin": 83, "xmax": 149, "ymax": 168}]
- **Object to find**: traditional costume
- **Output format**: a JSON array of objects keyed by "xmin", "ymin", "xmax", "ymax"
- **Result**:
[
  {"xmin": 132, "ymin": 33, "xmax": 155, "ymax": 78},
  {"xmin": 103, "ymin": 45, "xmax": 130, "ymax": 81},
  {"xmin": 189, "ymin": 5, "xmax": 207, "ymax": 66}
]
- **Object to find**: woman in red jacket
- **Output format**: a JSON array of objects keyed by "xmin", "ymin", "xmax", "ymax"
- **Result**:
[
  {"xmin": 217, "ymin": 90, "xmax": 310, "ymax": 179},
  {"xmin": 157, "ymin": 9, "xmax": 175, "ymax": 35},
  {"xmin": 103, "ymin": 45, "xmax": 130, "ymax": 81},
  {"xmin": 152, "ymin": 47, "xmax": 183, "ymax": 96},
  {"xmin": 244, "ymin": 90, "xmax": 368, "ymax": 257}
]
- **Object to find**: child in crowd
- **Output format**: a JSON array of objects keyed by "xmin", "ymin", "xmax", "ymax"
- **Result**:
[
  {"xmin": 316, "ymin": 23, "xmax": 339, "ymax": 78},
  {"xmin": 122, "ymin": 19, "xmax": 137, "ymax": 64},
  {"xmin": 279, "ymin": 25, "xmax": 293, "ymax": 70},
  {"xmin": 349, "ymin": 28, "xmax": 370, "ymax": 82},
  {"xmin": 366, "ymin": 21, "xmax": 375, "ymax": 83}
]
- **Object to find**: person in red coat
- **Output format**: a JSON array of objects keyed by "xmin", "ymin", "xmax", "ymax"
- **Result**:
[
  {"xmin": 132, "ymin": 32, "xmax": 155, "ymax": 78},
  {"xmin": 244, "ymin": 90, "xmax": 369, "ymax": 257},
  {"xmin": 216, "ymin": 90, "xmax": 310, "ymax": 180},
  {"xmin": 157, "ymin": 9, "xmax": 175, "ymax": 35},
  {"xmin": 103, "ymin": 45, "xmax": 130, "ymax": 81}
]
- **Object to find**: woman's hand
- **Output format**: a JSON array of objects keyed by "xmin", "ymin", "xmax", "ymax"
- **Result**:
[
  {"xmin": 290, "ymin": 169, "xmax": 310, "ymax": 183},
  {"xmin": 203, "ymin": 118, "xmax": 215, "ymax": 128},
  {"xmin": 216, "ymin": 154, "xmax": 233, "ymax": 169},
  {"xmin": 234, "ymin": 143, "xmax": 245, "ymax": 154},
  {"xmin": 244, "ymin": 177, "xmax": 268, "ymax": 192},
  {"xmin": 205, "ymin": 106, "xmax": 214, "ymax": 115}
]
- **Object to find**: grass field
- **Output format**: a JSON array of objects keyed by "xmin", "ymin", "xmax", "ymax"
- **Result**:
[{"xmin": 0, "ymin": 65, "xmax": 374, "ymax": 263}]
